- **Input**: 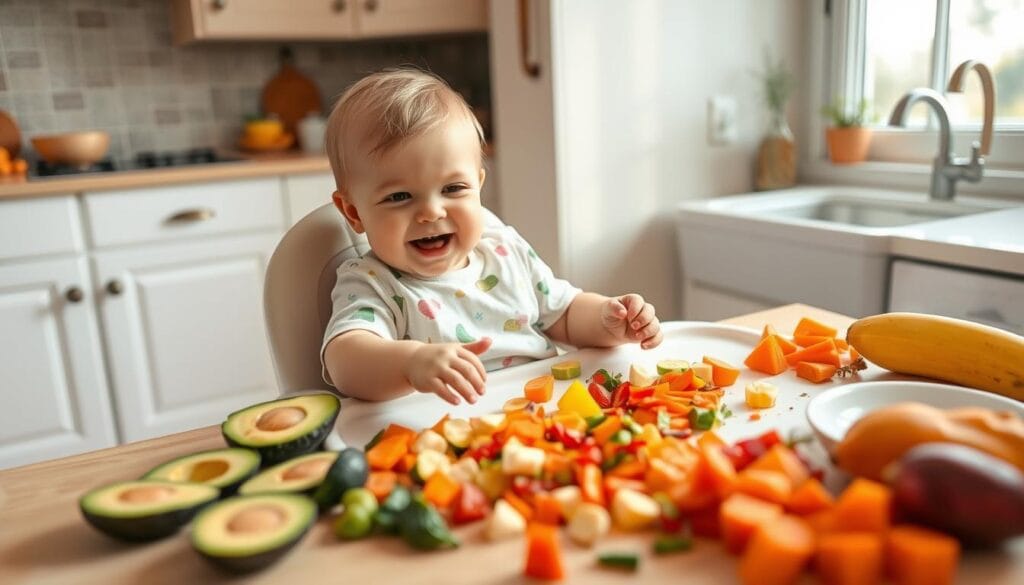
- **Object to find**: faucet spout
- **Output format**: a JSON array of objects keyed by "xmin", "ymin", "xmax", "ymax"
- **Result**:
[
  {"xmin": 947, "ymin": 60, "xmax": 996, "ymax": 156},
  {"xmin": 888, "ymin": 88, "xmax": 954, "ymax": 164}
]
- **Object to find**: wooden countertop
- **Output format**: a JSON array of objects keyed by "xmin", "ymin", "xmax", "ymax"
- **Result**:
[
  {"xmin": 0, "ymin": 152, "xmax": 331, "ymax": 200},
  {"xmin": 1, "ymin": 304, "xmax": 1021, "ymax": 584}
]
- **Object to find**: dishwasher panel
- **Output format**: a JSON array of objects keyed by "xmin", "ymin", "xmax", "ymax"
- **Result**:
[{"xmin": 888, "ymin": 259, "xmax": 1024, "ymax": 335}]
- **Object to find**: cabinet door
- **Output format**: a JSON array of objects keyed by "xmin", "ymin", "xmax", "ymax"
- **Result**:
[
  {"xmin": 356, "ymin": 0, "xmax": 487, "ymax": 38},
  {"xmin": 283, "ymin": 172, "xmax": 336, "ymax": 226},
  {"xmin": 180, "ymin": 0, "xmax": 357, "ymax": 41},
  {"xmin": 94, "ymin": 234, "xmax": 281, "ymax": 442},
  {"xmin": 0, "ymin": 258, "xmax": 116, "ymax": 469}
]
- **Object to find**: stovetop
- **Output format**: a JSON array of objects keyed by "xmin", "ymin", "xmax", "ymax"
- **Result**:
[{"xmin": 33, "ymin": 148, "xmax": 243, "ymax": 178}]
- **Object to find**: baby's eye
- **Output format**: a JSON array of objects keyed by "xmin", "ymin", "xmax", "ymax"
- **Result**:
[
  {"xmin": 383, "ymin": 192, "xmax": 411, "ymax": 203},
  {"xmin": 442, "ymin": 184, "xmax": 468, "ymax": 195}
]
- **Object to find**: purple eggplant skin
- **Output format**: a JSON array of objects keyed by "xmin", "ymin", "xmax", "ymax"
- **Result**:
[{"xmin": 889, "ymin": 442, "xmax": 1024, "ymax": 548}]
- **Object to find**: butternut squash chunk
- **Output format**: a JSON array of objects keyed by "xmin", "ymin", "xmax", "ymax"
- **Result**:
[
  {"xmin": 833, "ymin": 478, "xmax": 891, "ymax": 534},
  {"xmin": 738, "ymin": 514, "xmax": 815, "ymax": 585},
  {"xmin": 720, "ymin": 492, "xmax": 784, "ymax": 554},
  {"xmin": 787, "ymin": 477, "xmax": 835, "ymax": 515},
  {"xmin": 886, "ymin": 525, "xmax": 960, "ymax": 585},
  {"xmin": 744, "ymin": 335, "xmax": 788, "ymax": 375},
  {"xmin": 794, "ymin": 316, "xmax": 838, "ymax": 339},
  {"xmin": 735, "ymin": 469, "xmax": 793, "ymax": 505},
  {"xmin": 816, "ymin": 532, "xmax": 884, "ymax": 585}
]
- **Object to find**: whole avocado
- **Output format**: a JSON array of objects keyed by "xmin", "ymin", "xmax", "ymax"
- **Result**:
[{"xmin": 312, "ymin": 448, "xmax": 369, "ymax": 510}]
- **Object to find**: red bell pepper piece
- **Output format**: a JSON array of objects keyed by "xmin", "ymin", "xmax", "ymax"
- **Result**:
[
  {"xmin": 610, "ymin": 382, "xmax": 631, "ymax": 407},
  {"xmin": 452, "ymin": 482, "xmax": 490, "ymax": 525}
]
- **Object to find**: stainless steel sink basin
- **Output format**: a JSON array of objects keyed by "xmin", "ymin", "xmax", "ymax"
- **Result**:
[
  {"xmin": 690, "ymin": 186, "xmax": 1014, "ymax": 230},
  {"xmin": 761, "ymin": 197, "xmax": 997, "ymax": 228}
]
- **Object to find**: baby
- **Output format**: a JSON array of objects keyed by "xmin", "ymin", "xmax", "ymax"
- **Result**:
[{"xmin": 321, "ymin": 68, "xmax": 662, "ymax": 405}]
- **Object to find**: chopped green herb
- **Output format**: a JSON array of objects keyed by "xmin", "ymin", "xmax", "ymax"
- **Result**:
[
  {"xmin": 597, "ymin": 552, "xmax": 639, "ymax": 571},
  {"xmin": 689, "ymin": 407, "xmax": 717, "ymax": 431},
  {"xmin": 653, "ymin": 534, "xmax": 693, "ymax": 554},
  {"xmin": 585, "ymin": 414, "xmax": 608, "ymax": 429}
]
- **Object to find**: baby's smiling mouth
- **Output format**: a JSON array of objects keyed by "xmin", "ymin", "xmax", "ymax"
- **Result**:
[{"xmin": 410, "ymin": 233, "xmax": 453, "ymax": 251}]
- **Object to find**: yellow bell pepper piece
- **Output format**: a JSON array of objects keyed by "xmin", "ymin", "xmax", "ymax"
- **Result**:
[{"xmin": 557, "ymin": 380, "xmax": 602, "ymax": 418}]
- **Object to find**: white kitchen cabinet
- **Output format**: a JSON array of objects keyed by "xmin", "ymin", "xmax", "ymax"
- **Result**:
[
  {"xmin": 0, "ymin": 257, "xmax": 117, "ymax": 469},
  {"xmin": 94, "ymin": 233, "xmax": 281, "ymax": 443},
  {"xmin": 283, "ymin": 172, "xmax": 336, "ymax": 225},
  {"xmin": 171, "ymin": 0, "xmax": 486, "ymax": 44}
]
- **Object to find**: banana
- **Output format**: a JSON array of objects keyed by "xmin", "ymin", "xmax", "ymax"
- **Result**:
[{"xmin": 846, "ymin": 312, "xmax": 1024, "ymax": 401}]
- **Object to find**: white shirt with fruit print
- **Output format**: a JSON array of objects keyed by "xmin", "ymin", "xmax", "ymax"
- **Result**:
[{"xmin": 320, "ymin": 224, "xmax": 581, "ymax": 388}]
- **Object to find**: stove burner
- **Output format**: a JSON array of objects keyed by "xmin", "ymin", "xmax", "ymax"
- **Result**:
[{"xmin": 36, "ymin": 159, "xmax": 116, "ymax": 176}]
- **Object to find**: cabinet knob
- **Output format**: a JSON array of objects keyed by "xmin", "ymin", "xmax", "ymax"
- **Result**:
[
  {"xmin": 106, "ymin": 280, "xmax": 124, "ymax": 296},
  {"xmin": 365, "ymin": 0, "xmax": 378, "ymax": 12},
  {"xmin": 333, "ymin": 0, "xmax": 346, "ymax": 12},
  {"xmin": 65, "ymin": 286, "xmax": 84, "ymax": 303},
  {"xmin": 212, "ymin": 0, "xmax": 227, "ymax": 10}
]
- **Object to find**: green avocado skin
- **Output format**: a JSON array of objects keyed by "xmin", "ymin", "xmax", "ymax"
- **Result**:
[
  {"xmin": 312, "ymin": 448, "xmax": 369, "ymax": 510},
  {"xmin": 221, "ymin": 396, "xmax": 341, "ymax": 467},
  {"xmin": 80, "ymin": 501, "xmax": 215, "ymax": 542},
  {"xmin": 197, "ymin": 531, "xmax": 310, "ymax": 574}
]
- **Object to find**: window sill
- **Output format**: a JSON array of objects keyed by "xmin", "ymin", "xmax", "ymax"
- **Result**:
[{"xmin": 800, "ymin": 159, "xmax": 1024, "ymax": 201}]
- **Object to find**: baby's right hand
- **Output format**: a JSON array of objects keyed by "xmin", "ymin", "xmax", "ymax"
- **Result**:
[{"xmin": 405, "ymin": 338, "xmax": 492, "ymax": 405}]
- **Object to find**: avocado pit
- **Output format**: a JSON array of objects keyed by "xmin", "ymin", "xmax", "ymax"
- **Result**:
[
  {"xmin": 282, "ymin": 458, "xmax": 332, "ymax": 481},
  {"xmin": 227, "ymin": 505, "xmax": 287, "ymax": 534},
  {"xmin": 118, "ymin": 485, "xmax": 175, "ymax": 504},
  {"xmin": 187, "ymin": 459, "xmax": 230, "ymax": 482},
  {"xmin": 256, "ymin": 407, "xmax": 307, "ymax": 431}
]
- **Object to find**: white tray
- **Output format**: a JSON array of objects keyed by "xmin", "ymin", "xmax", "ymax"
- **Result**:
[{"xmin": 331, "ymin": 321, "xmax": 903, "ymax": 450}]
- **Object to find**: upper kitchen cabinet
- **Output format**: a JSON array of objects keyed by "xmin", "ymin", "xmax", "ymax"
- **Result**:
[{"xmin": 171, "ymin": 0, "xmax": 487, "ymax": 44}]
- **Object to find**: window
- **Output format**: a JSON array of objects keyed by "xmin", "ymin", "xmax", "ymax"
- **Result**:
[{"xmin": 823, "ymin": 0, "xmax": 1024, "ymax": 174}]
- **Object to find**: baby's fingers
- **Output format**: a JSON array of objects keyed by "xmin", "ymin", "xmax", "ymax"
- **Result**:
[
  {"xmin": 423, "ymin": 378, "xmax": 462, "ymax": 406},
  {"xmin": 451, "ymin": 357, "xmax": 486, "ymax": 396},
  {"xmin": 641, "ymin": 326, "xmax": 664, "ymax": 350},
  {"xmin": 442, "ymin": 368, "xmax": 480, "ymax": 405}
]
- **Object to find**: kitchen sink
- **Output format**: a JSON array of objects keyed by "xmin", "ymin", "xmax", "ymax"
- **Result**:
[
  {"xmin": 696, "ymin": 186, "xmax": 1014, "ymax": 230},
  {"xmin": 675, "ymin": 185, "xmax": 1021, "ymax": 320}
]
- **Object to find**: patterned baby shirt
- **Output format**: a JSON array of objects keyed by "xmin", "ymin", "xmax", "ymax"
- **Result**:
[{"xmin": 320, "ymin": 224, "xmax": 581, "ymax": 387}]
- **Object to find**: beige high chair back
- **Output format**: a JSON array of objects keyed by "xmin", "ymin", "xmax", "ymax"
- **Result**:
[{"xmin": 264, "ymin": 202, "xmax": 505, "ymax": 395}]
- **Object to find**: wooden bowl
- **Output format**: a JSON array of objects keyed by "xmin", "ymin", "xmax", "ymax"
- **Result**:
[{"xmin": 31, "ymin": 130, "xmax": 111, "ymax": 167}]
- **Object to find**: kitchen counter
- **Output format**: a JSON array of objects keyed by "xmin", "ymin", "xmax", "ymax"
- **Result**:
[
  {"xmin": 0, "ymin": 152, "xmax": 331, "ymax": 200},
  {"xmin": 889, "ymin": 205, "xmax": 1024, "ymax": 276},
  {"xmin": 1, "ymin": 303, "xmax": 1021, "ymax": 585}
]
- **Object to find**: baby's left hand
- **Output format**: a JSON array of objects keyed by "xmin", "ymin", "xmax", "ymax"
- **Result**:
[{"xmin": 601, "ymin": 294, "xmax": 662, "ymax": 349}]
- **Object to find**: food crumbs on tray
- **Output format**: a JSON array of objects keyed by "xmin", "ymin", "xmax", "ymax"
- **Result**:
[
  {"xmin": 800, "ymin": 392, "xmax": 809, "ymax": 398},
  {"xmin": 748, "ymin": 413, "xmax": 762, "ymax": 421}
]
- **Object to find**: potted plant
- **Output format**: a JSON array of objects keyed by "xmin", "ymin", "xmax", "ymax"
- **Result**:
[{"xmin": 822, "ymin": 99, "xmax": 872, "ymax": 164}]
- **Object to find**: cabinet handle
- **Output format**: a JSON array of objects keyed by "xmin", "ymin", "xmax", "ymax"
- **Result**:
[
  {"xmin": 517, "ymin": 0, "xmax": 541, "ymax": 79},
  {"xmin": 365, "ymin": 0, "xmax": 378, "ymax": 12},
  {"xmin": 165, "ymin": 208, "xmax": 216, "ymax": 224},
  {"xmin": 106, "ymin": 280, "xmax": 124, "ymax": 296},
  {"xmin": 333, "ymin": 0, "xmax": 346, "ymax": 12},
  {"xmin": 65, "ymin": 286, "xmax": 84, "ymax": 303},
  {"xmin": 212, "ymin": 0, "xmax": 227, "ymax": 10}
]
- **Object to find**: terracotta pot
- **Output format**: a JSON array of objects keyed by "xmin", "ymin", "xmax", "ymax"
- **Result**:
[
  {"xmin": 825, "ymin": 127, "xmax": 872, "ymax": 164},
  {"xmin": 31, "ymin": 130, "xmax": 110, "ymax": 167}
]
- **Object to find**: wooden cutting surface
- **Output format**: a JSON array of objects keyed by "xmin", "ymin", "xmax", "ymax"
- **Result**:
[{"xmin": 1, "ymin": 303, "xmax": 1021, "ymax": 584}]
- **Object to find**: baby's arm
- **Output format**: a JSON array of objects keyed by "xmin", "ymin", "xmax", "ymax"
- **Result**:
[
  {"xmin": 323, "ymin": 330, "xmax": 491, "ymax": 405},
  {"xmin": 545, "ymin": 292, "xmax": 663, "ymax": 350}
]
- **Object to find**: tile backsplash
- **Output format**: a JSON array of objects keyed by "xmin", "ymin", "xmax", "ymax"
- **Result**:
[{"xmin": 0, "ymin": 0, "xmax": 490, "ymax": 161}]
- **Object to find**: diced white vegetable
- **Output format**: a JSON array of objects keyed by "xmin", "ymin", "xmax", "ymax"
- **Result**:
[
  {"xmin": 413, "ymin": 449, "xmax": 451, "ymax": 483},
  {"xmin": 501, "ymin": 441, "xmax": 545, "ymax": 477},
  {"xmin": 470, "ymin": 413, "xmax": 506, "ymax": 436},
  {"xmin": 629, "ymin": 363, "xmax": 658, "ymax": 387},
  {"xmin": 611, "ymin": 488, "xmax": 660, "ymax": 531},
  {"xmin": 550, "ymin": 485, "xmax": 583, "ymax": 521},
  {"xmin": 690, "ymin": 362, "xmax": 714, "ymax": 384},
  {"xmin": 485, "ymin": 499, "xmax": 526, "ymax": 541},
  {"xmin": 567, "ymin": 502, "xmax": 611, "ymax": 547},
  {"xmin": 442, "ymin": 418, "xmax": 473, "ymax": 449},
  {"xmin": 475, "ymin": 465, "xmax": 508, "ymax": 500},
  {"xmin": 411, "ymin": 429, "xmax": 448, "ymax": 454},
  {"xmin": 745, "ymin": 380, "xmax": 778, "ymax": 408},
  {"xmin": 449, "ymin": 457, "xmax": 481, "ymax": 485}
]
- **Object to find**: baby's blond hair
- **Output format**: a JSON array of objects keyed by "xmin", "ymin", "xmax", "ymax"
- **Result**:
[{"xmin": 325, "ymin": 68, "xmax": 485, "ymax": 190}]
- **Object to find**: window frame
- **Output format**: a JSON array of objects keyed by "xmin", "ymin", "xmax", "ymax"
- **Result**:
[{"xmin": 803, "ymin": 0, "xmax": 1024, "ymax": 197}]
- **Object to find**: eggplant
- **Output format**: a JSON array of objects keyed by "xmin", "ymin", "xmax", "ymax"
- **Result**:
[{"xmin": 889, "ymin": 442, "xmax": 1024, "ymax": 547}]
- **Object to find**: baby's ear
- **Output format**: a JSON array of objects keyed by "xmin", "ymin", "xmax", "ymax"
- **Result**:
[
  {"xmin": 478, "ymin": 167, "xmax": 486, "ymax": 190},
  {"xmin": 332, "ymin": 190, "xmax": 365, "ymax": 234}
]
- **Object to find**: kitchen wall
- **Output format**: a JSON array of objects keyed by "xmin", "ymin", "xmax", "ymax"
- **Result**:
[
  {"xmin": 493, "ymin": 0, "xmax": 807, "ymax": 320},
  {"xmin": 0, "ymin": 0, "xmax": 490, "ymax": 162}
]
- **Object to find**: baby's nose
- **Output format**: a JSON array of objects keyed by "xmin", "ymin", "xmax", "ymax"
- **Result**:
[{"xmin": 416, "ymin": 198, "xmax": 446, "ymax": 222}]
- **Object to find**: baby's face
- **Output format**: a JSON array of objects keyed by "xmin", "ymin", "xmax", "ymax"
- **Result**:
[{"xmin": 337, "ymin": 118, "xmax": 485, "ymax": 279}]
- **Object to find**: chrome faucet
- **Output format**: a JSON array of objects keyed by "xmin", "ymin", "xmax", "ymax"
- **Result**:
[{"xmin": 887, "ymin": 60, "xmax": 996, "ymax": 201}]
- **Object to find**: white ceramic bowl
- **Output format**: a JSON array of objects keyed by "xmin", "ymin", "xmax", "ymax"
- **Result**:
[{"xmin": 806, "ymin": 380, "xmax": 1024, "ymax": 454}]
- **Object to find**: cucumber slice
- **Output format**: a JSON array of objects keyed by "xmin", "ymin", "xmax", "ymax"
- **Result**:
[
  {"xmin": 656, "ymin": 359, "xmax": 690, "ymax": 375},
  {"xmin": 441, "ymin": 419, "xmax": 472, "ymax": 450},
  {"xmin": 551, "ymin": 360, "xmax": 581, "ymax": 380}
]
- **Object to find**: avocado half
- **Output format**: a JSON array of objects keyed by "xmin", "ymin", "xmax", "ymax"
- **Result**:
[
  {"xmin": 80, "ymin": 480, "xmax": 219, "ymax": 542},
  {"xmin": 143, "ymin": 448, "xmax": 261, "ymax": 497},
  {"xmin": 192, "ymin": 493, "xmax": 317, "ymax": 573},
  {"xmin": 238, "ymin": 451, "xmax": 338, "ymax": 496},
  {"xmin": 222, "ymin": 393, "xmax": 340, "ymax": 466}
]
